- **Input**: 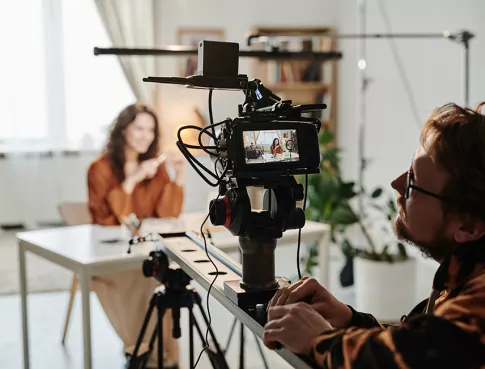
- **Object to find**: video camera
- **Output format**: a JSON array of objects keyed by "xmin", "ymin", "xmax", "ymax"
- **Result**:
[{"xmin": 144, "ymin": 40, "xmax": 326, "ymax": 307}]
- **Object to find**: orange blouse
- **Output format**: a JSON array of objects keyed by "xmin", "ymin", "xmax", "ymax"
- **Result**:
[
  {"xmin": 87, "ymin": 154, "xmax": 184, "ymax": 225},
  {"xmin": 270, "ymin": 145, "xmax": 283, "ymax": 155}
]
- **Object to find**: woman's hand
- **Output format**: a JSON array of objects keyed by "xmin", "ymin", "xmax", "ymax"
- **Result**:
[
  {"xmin": 122, "ymin": 159, "xmax": 159, "ymax": 194},
  {"xmin": 167, "ymin": 152, "xmax": 186, "ymax": 186}
]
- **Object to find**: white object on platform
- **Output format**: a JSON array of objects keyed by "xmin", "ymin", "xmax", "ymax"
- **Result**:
[{"xmin": 354, "ymin": 257, "xmax": 417, "ymax": 321}]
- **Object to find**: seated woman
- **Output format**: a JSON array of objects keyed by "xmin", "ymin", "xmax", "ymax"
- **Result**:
[
  {"xmin": 87, "ymin": 103, "xmax": 185, "ymax": 368},
  {"xmin": 270, "ymin": 138, "xmax": 283, "ymax": 155}
]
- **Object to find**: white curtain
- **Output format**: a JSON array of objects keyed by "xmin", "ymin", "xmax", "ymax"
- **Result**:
[{"xmin": 94, "ymin": 0, "xmax": 156, "ymax": 105}]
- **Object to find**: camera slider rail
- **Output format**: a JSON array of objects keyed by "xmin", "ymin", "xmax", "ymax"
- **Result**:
[{"xmin": 155, "ymin": 231, "xmax": 316, "ymax": 369}]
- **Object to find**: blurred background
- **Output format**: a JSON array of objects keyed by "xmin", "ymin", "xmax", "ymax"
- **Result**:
[{"xmin": 1, "ymin": 0, "xmax": 484, "ymax": 368}]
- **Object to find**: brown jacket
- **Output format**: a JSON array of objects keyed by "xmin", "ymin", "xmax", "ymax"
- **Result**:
[
  {"xmin": 87, "ymin": 154, "xmax": 184, "ymax": 225},
  {"xmin": 311, "ymin": 240, "xmax": 485, "ymax": 368}
]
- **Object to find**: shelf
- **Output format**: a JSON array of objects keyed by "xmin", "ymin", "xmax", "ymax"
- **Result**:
[{"xmin": 266, "ymin": 82, "xmax": 330, "ymax": 92}]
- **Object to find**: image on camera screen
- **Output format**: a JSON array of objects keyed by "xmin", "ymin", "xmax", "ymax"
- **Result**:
[{"xmin": 243, "ymin": 129, "xmax": 299, "ymax": 164}]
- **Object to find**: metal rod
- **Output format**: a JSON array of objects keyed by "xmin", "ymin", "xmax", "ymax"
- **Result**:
[
  {"xmin": 93, "ymin": 46, "xmax": 342, "ymax": 61},
  {"xmin": 465, "ymin": 42, "xmax": 470, "ymax": 107},
  {"xmin": 357, "ymin": 0, "xmax": 367, "ymax": 217},
  {"xmin": 246, "ymin": 31, "xmax": 467, "ymax": 45}
]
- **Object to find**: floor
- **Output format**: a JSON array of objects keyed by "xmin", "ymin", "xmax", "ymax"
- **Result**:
[{"xmin": 0, "ymin": 229, "xmax": 351, "ymax": 369}]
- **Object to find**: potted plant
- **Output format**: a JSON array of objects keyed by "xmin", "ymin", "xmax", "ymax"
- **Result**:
[{"xmin": 302, "ymin": 128, "xmax": 416, "ymax": 321}]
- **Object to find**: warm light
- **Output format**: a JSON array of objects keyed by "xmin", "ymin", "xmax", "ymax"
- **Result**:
[{"xmin": 358, "ymin": 59, "xmax": 367, "ymax": 70}]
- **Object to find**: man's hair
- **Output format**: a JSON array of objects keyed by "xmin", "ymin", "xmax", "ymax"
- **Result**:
[{"xmin": 421, "ymin": 102, "xmax": 485, "ymax": 220}]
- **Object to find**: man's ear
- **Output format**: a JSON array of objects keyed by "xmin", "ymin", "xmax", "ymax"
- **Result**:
[{"xmin": 454, "ymin": 217, "xmax": 485, "ymax": 243}]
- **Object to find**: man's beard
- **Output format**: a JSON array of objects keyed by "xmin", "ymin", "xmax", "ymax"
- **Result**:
[{"xmin": 393, "ymin": 216, "xmax": 457, "ymax": 262}]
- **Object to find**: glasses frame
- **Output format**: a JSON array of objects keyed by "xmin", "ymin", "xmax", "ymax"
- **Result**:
[{"xmin": 405, "ymin": 169, "xmax": 445, "ymax": 200}]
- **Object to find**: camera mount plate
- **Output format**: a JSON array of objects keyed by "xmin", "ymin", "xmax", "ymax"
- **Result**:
[{"xmin": 156, "ymin": 231, "xmax": 315, "ymax": 369}]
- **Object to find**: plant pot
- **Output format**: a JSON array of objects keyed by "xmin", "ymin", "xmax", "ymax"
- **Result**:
[{"xmin": 354, "ymin": 257, "xmax": 416, "ymax": 322}]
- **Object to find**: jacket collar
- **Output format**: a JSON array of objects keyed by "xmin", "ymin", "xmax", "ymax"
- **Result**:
[{"xmin": 432, "ymin": 237, "xmax": 485, "ymax": 291}]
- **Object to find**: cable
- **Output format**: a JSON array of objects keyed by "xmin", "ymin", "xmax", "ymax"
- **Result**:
[
  {"xmin": 209, "ymin": 89, "xmax": 216, "ymax": 138},
  {"xmin": 376, "ymin": 0, "xmax": 422, "ymax": 128},
  {"xmin": 193, "ymin": 194, "xmax": 221, "ymax": 369},
  {"xmin": 296, "ymin": 174, "xmax": 308, "ymax": 279}
]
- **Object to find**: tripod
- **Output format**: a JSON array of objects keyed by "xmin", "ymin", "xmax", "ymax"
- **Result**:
[{"xmin": 126, "ymin": 267, "xmax": 229, "ymax": 369}]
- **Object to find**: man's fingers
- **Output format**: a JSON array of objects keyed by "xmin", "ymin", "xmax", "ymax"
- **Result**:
[
  {"xmin": 275, "ymin": 287, "xmax": 291, "ymax": 306},
  {"xmin": 262, "ymin": 326, "xmax": 284, "ymax": 350},
  {"xmin": 267, "ymin": 288, "xmax": 284, "ymax": 309},
  {"xmin": 267, "ymin": 305, "xmax": 290, "ymax": 321},
  {"xmin": 286, "ymin": 278, "xmax": 322, "ymax": 305}
]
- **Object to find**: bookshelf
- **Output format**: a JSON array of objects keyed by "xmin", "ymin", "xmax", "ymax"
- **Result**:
[{"xmin": 249, "ymin": 26, "xmax": 338, "ymax": 136}]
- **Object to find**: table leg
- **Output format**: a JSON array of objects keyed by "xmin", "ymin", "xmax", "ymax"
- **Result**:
[
  {"xmin": 80, "ymin": 272, "xmax": 92, "ymax": 369},
  {"xmin": 19, "ymin": 242, "xmax": 29, "ymax": 369},
  {"xmin": 317, "ymin": 230, "xmax": 331, "ymax": 287}
]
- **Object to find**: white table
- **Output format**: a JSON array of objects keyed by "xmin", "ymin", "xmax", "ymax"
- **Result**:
[{"xmin": 17, "ymin": 213, "xmax": 329, "ymax": 369}]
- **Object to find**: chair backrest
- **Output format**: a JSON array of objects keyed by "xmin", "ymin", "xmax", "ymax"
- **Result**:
[{"xmin": 58, "ymin": 202, "xmax": 92, "ymax": 226}]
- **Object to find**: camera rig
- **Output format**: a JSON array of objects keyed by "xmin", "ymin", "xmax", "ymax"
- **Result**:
[{"xmin": 144, "ymin": 40, "xmax": 327, "ymax": 308}]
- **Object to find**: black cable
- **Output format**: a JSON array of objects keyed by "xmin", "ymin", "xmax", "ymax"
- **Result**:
[
  {"xmin": 376, "ymin": 0, "xmax": 422, "ymax": 128},
  {"xmin": 177, "ymin": 127, "xmax": 219, "ymax": 181},
  {"xmin": 209, "ymin": 89, "xmax": 216, "ymax": 138},
  {"xmin": 198, "ymin": 119, "xmax": 230, "ymax": 158},
  {"xmin": 176, "ymin": 141, "xmax": 220, "ymax": 187},
  {"xmin": 297, "ymin": 174, "xmax": 309, "ymax": 279},
  {"xmin": 193, "ymin": 194, "xmax": 221, "ymax": 369}
]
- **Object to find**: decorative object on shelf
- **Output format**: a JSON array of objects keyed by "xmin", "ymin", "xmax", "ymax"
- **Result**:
[{"xmin": 177, "ymin": 28, "xmax": 225, "ymax": 77}]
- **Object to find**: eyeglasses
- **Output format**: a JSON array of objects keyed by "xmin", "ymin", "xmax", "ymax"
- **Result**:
[{"xmin": 405, "ymin": 169, "xmax": 445, "ymax": 200}]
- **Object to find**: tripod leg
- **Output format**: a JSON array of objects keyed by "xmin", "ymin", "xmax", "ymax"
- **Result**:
[
  {"xmin": 239, "ymin": 323, "xmax": 245, "ymax": 369},
  {"xmin": 158, "ymin": 303, "xmax": 165, "ymax": 369},
  {"xmin": 224, "ymin": 317, "xmax": 238, "ymax": 353},
  {"xmin": 128, "ymin": 293, "xmax": 158, "ymax": 368},
  {"xmin": 189, "ymin": 308, "xmax": 194, "ymax": 369},
  {"xmin": 253, "ymin": 333, "xmax": 269, "ymax": 369}
]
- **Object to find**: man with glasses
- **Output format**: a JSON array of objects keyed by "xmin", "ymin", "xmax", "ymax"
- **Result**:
[{"xmin": 263, "ymin": 102, "xmax": 485, "ymax": 368}]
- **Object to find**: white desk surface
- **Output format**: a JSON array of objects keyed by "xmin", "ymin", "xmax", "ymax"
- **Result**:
[{"xmin": 16, "ymin": 212, "xmax": 329, "ymax": 272}]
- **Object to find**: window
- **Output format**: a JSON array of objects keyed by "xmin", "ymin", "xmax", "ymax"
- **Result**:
[
  {"xmin": 0, "ymin": 0, "xmax": 134, "ymax": 148},
  {"xmin": 62, "ymin": 0, "xmax": 135, "ymax": 147},
  {"xmin": 0, "ymin": 1, "xmax": 48, "ymax": 141}
]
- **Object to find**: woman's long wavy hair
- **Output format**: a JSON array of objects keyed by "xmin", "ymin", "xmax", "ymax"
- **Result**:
[{"xmin": 105, "ymin": 103, "xmax": 160, "ymax": 183}]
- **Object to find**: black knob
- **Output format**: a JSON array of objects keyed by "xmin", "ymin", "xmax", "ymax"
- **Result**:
[{"xmin": 209, "ymin": 198, "xmax": 228, "ymax": 226}]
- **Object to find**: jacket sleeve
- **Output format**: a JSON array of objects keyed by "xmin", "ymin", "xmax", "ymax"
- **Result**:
[
  {"xmin": 311, "ymin": 278, "xmax": 485, "ymax": 369},
  {"xmin": 154, "ymin": 164, "xmax": 184, "ymax": 218},
  {"xmin": 87, "ymin": 162, "xmax": 133, "ymax": 225}
]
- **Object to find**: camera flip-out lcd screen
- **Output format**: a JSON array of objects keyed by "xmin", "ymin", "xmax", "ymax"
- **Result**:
[{"xmin": 243, "ymin": 129, "xmax": 299, "ymax": 164}]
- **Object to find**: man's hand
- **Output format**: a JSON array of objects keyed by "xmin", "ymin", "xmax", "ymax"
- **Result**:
[
  {"xmin": 267, "ymin": 276, "xmax": 353, "ymax": 329},
  {"xmin": 263, "ymin": 302, "xmax": 333, "ymax": 355}
]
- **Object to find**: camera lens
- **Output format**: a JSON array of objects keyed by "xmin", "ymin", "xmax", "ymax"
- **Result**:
[
  {"xmin": 142, "ymin": 259, "xmax": 155, "ymax": 278},
  {"xmin": 209, "ymin": 198, "xmax": 228, "ymax": 226}
]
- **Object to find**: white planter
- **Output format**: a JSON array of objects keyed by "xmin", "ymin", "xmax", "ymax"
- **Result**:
[{"xmin": 354, "ymin": 257, "xmax": 417, "ymax": 322}]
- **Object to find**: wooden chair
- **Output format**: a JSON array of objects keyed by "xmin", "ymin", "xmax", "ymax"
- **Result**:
[{"xmin": 57, "ymin": 202, "xmax": 92, "ymax": 345}]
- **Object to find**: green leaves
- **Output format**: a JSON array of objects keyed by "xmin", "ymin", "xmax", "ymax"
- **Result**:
[
  {"xmin": 319, "ymin": 129, "xmax": 335, "ymax": 145},
  {"xmin": 328, "ymin": 203, "xmax": 359, "ymax": 225},
  {"xmin": 340, "ymin": 181, "xmax": 358, "ymax": 200},
  {"xmin": 397, "ymin": 242, "xmax": 408, "ymax": 258},
  {"xmin": 371, "ymin": 187, "xmax": 383, "ymax": 198}
]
